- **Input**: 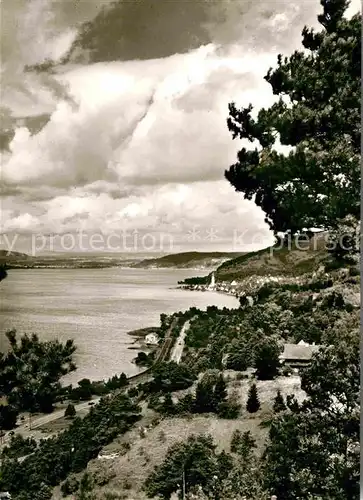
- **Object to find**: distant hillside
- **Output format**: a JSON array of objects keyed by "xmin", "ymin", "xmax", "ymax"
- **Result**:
[
  {"xmin": 0, "ymin": 251, "xmax": 140, "ymax": 269},
  {"xmin": 0, "ymin": 251, "xmax": 243, "ymax": 270},
  {"xmin": 131, "ymin": 251, "xmax": 244, "ymax": 269},
  {"xmin": 215, "ymin": 233, "xmax": 328, "ymax": 282},
  {"xmin": 0, "ymin": 250, "xmax": 30, "ymax": 260}
]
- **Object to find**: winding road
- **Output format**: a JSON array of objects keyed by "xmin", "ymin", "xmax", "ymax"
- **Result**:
[{"xmin": 170, "ymin": 320, "xmax": 190, "ymax": 364}]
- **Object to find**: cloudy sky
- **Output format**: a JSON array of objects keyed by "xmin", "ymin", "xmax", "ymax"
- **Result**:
[{"xmin": 1, "ymin": 0, "xmax": 360, "ymax": 254}]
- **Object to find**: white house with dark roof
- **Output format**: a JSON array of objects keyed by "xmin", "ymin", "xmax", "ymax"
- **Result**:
[{"xmin": 145, "ymin": 333, "xmax": 159, "ymax": 345}]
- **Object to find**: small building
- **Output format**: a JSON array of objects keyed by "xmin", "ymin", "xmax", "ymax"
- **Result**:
[
  {"xmin": 279, "ymin": 343, "xmax": 321, "ymax": 368},
  {"xmin": 145, "ymin": 333, "xmax": 159, "ymax": 345}
]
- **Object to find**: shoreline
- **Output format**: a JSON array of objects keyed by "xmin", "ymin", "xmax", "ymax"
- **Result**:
[
  {"xmin": 177, "ymin": 284, "xmax": 240, "ymax": 299},
  {"xmin": 4, "ymin": 267, "xmax": 238, "ymax": 384},
  {"xmin": 126, "ymin": 326, "xmax": 160, "ymax": 338}
]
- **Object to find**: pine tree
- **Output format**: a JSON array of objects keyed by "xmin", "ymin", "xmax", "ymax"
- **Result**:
[
  {"xmin": 230, "ymin": 429, "xmax": 242, "ymax": 453},
  {"xmin": 239, "ymin": 431, "xmax": 257, "ymax": 460},
  {"xmin": 273, "ymin": 390, "xmax": 286, "ymax": 413},
  {"xmin": 64, "ymin": 403, "xmax": 76, "ymax": 418},
  {"xmin": 213, "ymin": 374, "xmax": 228, "ymax": 408},
  {"xmin": 225, "ymin": 0, "xmax": 360, "ymax": 235},
  {"xmin": 161, "ymin": 392, "xmax": 175, "ymax": 415},
  {"xmin": 246, "ymin": 383, "xmax": 260, "ymax": 413},
  {"xmin": 77, "ymin": 472, "xmax": 95, "ymax": 500},
  {"xmin": 230, "ymin": 430, "xmax": 256, "ymax": 459}
]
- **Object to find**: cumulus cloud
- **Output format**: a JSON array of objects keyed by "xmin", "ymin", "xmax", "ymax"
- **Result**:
[
  {"xmin": 2, "ymin": 180, "xmax": 274, "ymax": 253},
  {"xmin": 2, "ymin": 44, "xmax": 276, "ymax": 190},
  {"xmin": 1, "ymin": 0, "xmax": 360, "ymax": 252}
]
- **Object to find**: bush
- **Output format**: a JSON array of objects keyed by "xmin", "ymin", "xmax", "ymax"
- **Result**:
[
  {"xmin": 145, "ymin": 434, "xmax": 223, "ymax": 498},
  {"xmin": 230, "ymin": 430, "xmax": 242, "ymax": 453},
  {"xmin": 64, "ymin": 403, "xmax": 76, "ymax": 418},
  {"xmin": 150, "ymin": 362, "xmax": 196, "ymax": 393},
  {"xmin": 127, "ymin": 387, "xmax": 139, "ymax": 398},
  {"xmin": 246, "ymin": 384, "xmax": 260, "ymax": 413},
  {"xmin": 217, "ymin": 400, "xmax": 240, "ymax": 419},
  {"xmin": 174, "ymin": 393, "xmax": 194, "ymax": 415},
  {"xmin": 273, "ymin": 390, "xmax": 286, "ymax": 413},
  {"xmin": 134, "ymin": 351, "xmax": 155, "ymax": 367},
  {"xmin": 69, "ymin": 378, "xmax": 93, "ymax": 401},
  {"xmin": 282, "ymin": 365, "xmax": 292, "ymax": 377},
  {"xmin": 257, "ymin": 283, "xmax": 277, "ymax": 301},
  {"xmin": 61, "ymin": 476, "xmax": 79, "ymax": 496},
  {"xmin": 254, "ymin": 339, "xmax": 281, "ymax": 380},
  {"xmin": 226, "ymin": 352, "xmax": 248, "ymax": 371},
  {"xmin": 160, "ymin": 393, "xmax": 175, "ymax": 416},
  {"xmin": 1, "ymin": 435, "xmax": 37, "ymax": 459},
  {"xmin": 231, "ymin": 430, "xmax": 256, "ymax": 458}
]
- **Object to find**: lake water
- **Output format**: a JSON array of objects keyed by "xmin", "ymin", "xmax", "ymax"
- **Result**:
[{"xmin": 0, "ymin": 268, "xmax": 238, "ymax": 384}]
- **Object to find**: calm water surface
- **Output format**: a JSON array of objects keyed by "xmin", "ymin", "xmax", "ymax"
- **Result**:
[{"xmin": 0, "ymin": 268, "xmax": 238, "ymax": 383}]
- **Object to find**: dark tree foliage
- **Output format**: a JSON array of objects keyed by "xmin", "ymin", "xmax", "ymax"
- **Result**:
[
  {"xmin": 272, "ymin": 390, "xmax": 286, "ymax": 413},
  {"xmin": 144, "ymin": 434, "xmax": 225, "ymax": 499},
  {"xmin": 216, "ymin": 398, "xmax": 241, "ymax": 419},
  {"xmin": 134, "ymin": 351, "xmax": 155, "ymax": 367},
  {"xmin": 1, "ymin": 434, "xmax": 37, "ymax": 459},
  {"xmin": 175, "ymin": 393, "xmax": 194, "ymax": 415},
  {"xmin": 254, "ymin": 338, "xmax": 281, "ymax": 380},
  {"xmin": 193, "ymin": 378, "xmax": 215, "ymax": 414},
  {"xmin": 230, "ymin": 429, "xmax": 242, "ymax": 453},
  {"xmin": 160, "ymin": 393, "xmax": 175, "ymax": 416},
  {"xmin": 0, "ymin": 264, "xmax": 7, "ymax": 282},
  {"xmin": 213, "ymin": 374, "xmax": 228, "ymax": 405},
  {"xmin": 246, "ymin": 383, "xmax": 260, "ymax": 413},
  {"xmin": 64, "ymin": 404, "xmax": 76, "ymax": 419},
  {"xmin": 226, "ymin": 340, "xmax": 253, "ymax": 372},
  {"xmin": 77, "ymin": 472, "xmax": 95, "ymax": 500},
  {"xmin": 63, "ymin": 372, "xmax": 128, "ymax": 402},
  {"xmin": 192, "ymin": 373, "xmax": 229, "ymax": 415},
  {"xmin": 70, "ymin": 379, "xmax": 93, "ymax": 402},
  {"xmin": 61, "ymin": 476, "xmax": 79, "ymax": 496},
  {"xmin": 264, "ymin": 337, "xmax": 359, "ymax": 499},
  {"xmin": 104, "ymin": 372, "xmax": 128, "ymax": 391},
  {"xmin": 225, "ymin": 351, "xmax": 248, "ymax": 371},
  {"xmin": 0, "ymin": 394, "xmax": 141, "ymax": 498},
  {"xmin": 150, "ymin": 362, "xmax": 195, "ymax": 393},
  {"xmin": 225, "ymin": 0, "xmax": 360, "ymax": 234},
  {"xmin": 231, "ymin": 430, "xmax": 256, "ymax": 460},
  {"xmin": 0, "ymin": 405, "xmax": 18, "ymax": 430},
  {"xmin": 0, "ymin": 330, "xmax": 76, "ymax": 413}
]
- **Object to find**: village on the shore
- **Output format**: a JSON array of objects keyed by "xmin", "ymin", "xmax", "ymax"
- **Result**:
[{"xmin": 178, "ymin": 271, "xmax": 306, "ymax": 298}]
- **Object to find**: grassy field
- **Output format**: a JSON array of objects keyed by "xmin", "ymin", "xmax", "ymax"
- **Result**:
[{"xmin": 53, "ymin": 374, "xmax": 306, "ymax": 500}]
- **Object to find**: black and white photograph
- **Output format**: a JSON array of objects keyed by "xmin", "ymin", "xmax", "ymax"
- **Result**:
[{"xmin": 0, "ymin": 0, "xmax": 361, "ymax": 498}]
